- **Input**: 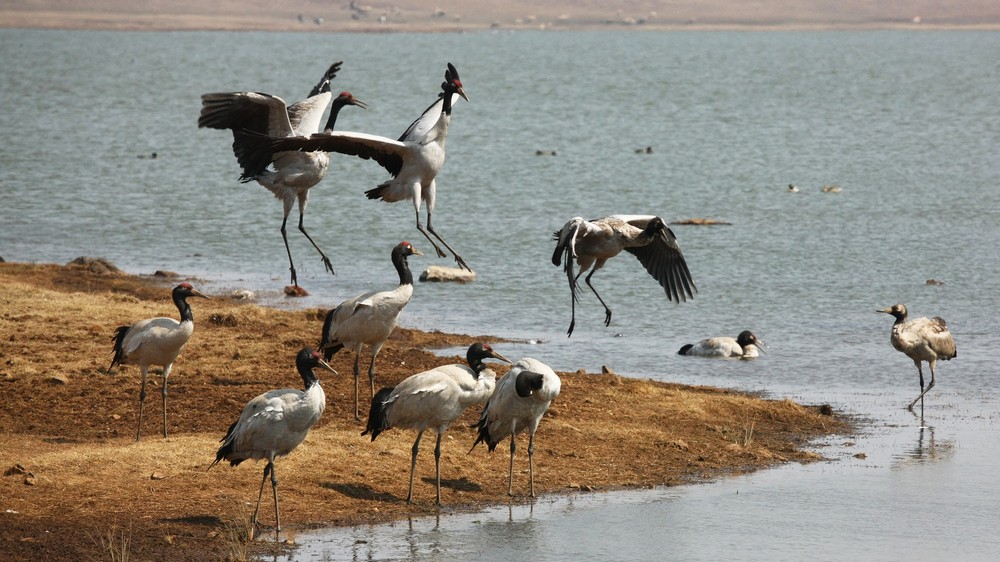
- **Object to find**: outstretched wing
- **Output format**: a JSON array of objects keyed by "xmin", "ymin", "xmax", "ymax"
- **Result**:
[
  {"xmin": 287, "ymin": 91, "xmax": 332, "ymax": 136},
  {"xmin": 199, "ymin": 92, "xmax": 294, "ymax": 138},
  {"xmin": 200, "ymin": 92, "xmax": 297, "ymax": 180},
  {"xmin": 621, "ymin": 216, "xmax": 698, "ymax": 303},
  {"xmin": 267, "ymin": 130, "xmax": 408, "ymax": 178}
]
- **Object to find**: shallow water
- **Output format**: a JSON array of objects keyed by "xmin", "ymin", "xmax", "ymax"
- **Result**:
[{"xmin": 2, "ymin": 28, "xmax": 999, "ymax": 560}]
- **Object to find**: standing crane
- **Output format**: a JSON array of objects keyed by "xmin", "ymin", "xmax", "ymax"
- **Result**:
[
  {"xmin": 678, "ymin": 330, "xmax": 766, "ymax": 359},
  {"xmin": 209, "ymin": 347, "xmax": 336, "ymax": 542},
  {"xmin": 108, "ymin": 282, "xmax": 210, "ymax": 440},
  {"xmin": 199, "ymin": 61, "xmax": 367, "ymax": 287},
  {"xmin": 320, "ymin": 241, "xmax": 422, "ymax": 420},
  {"xmin": 552, "ymin": 214, "xmax": 697, "ymax": 337},
  {"xmin": 249, "ymin": 63, "xmax": 472, "ymax": 271},
  {"xmin": 471, "ymin": 357, "xmax": 561, "ymax": 497},
  {"xmin": 362, "ymin": 342, "xmax": 510, "ymax": 505},
  {"xmin": 878, "ymin": 303, "xmax": 957, "ymax": 411}
]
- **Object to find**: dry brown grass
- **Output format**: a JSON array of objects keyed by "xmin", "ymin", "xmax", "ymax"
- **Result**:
[{"xmin": 0, "ymin": 262, "xmax": 848, "ymax": 561}]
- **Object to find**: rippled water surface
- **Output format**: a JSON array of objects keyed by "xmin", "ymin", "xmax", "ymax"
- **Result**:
[{"xmin": 2, "ymin": 28, "xmax": 999, "ymax": 560}]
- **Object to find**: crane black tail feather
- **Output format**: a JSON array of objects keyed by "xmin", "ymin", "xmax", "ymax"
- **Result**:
[
  {"xmin": 107, "ymin": 325, "xmax": 131, "ymax": 373},
  {"xmin": 362, "ymin": 386, "xmax": 395, "ymax": 441}
]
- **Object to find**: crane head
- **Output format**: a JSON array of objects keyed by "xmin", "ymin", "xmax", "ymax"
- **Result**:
[
  {"xmin": 335, "ymin": 91, "xmax": 368, "ymax": 109},
  {"xmin": 442, "ymin": 62, "xmax": 469, "ymax": 102}
]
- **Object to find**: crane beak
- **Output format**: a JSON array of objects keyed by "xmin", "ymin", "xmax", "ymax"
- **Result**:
[
  {"xmin": 352, "ymin": 98, "xmax": 369, "ymax": 110},
  {"xmin": 488, "ymin": 350, "xmax": 513, "ymax": 364},
  {"xmin": 316, "ymin": 357, "xmax": 338, "ymax": 376},
  {"xmin": 754, "ymin": 339, "xmax": 767, "ymax": 353},
  {"xmin": 411, "ymin": 247, "xmax": 424, "ymax": 256},
  {"xmin": 457, "ymin": 88, "xmax": 470, "ymax": 103},
  {"xmin": 876, "ymin": 307, "xmax": 892, "ymax": 314},
  {"xmin": 191, "ymin": 288, "xmax": 211, "ymax": 300}
]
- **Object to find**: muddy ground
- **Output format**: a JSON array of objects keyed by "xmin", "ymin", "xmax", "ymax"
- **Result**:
[{"xmin": 0, "ymin": 261, "xmax": 849, "ymax": 561}]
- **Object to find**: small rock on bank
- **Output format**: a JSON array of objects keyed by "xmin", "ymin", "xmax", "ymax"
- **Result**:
[{"xmin": 419, "ymin": 265, "xmax": 476, "ymax": 283}]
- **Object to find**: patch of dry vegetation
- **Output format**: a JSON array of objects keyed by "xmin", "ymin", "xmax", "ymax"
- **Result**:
[{"xmin": 0, "ymin": 262, "xmax": 848, "ymax": 561}]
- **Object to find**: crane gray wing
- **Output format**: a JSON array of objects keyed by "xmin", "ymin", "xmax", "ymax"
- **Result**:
[
  {"xmin": 397, "ymin": 96, "xmax": 446, "ymax": 142},
  {"xmin": 307, "ymin": 61, "xmax": 342, "ymax": 97},
  {"xmin": 287, "ymin": 92, "xmax": 332, "ymax": 135},
  {"xmin": 200, "ymin": 92, "xmax": 296, "ymax": 180},
  {"xmin": 624, "ymin": 226, "xmax": 697, "ymax": 303},
  {"xmin": 267, "ymin": 131, "xmax": 407, "ymax": 177},
  {"xmin": 199, "ymin": 92, "xmax": 294, "ymax": 138}
]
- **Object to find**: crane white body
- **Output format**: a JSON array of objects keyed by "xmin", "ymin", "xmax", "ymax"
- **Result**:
[
  {"xmin": 363, "ymin": 343, "xmax": 510, "ymax": 505},
  {"xmin": 552, "ymin": 214, "xmax": 697, "ymax": 336},
  {"xmin": 108, "ymin": 283, "xmax": 209, "ymax": 440},
  {"xmin": 879, "ymin": 304, "xmax": 957, "ymax": 411},
  {"xmin": 199, "ymin": 62, "xmax": 366, "ymax": 285},
  {"xmin": 321, "ymin": 242, "xmax": 422, "ymax": 419},
  {"xmin": 211, "ymin": 348, "xmax": 336, "ymax": 541},
  {"xmin": 473, "ymin": 357, "xmax": 561, "ymax": 496},
  {"xmin": 678, "ymin": 331, "xmax": 765, "ymax": 359}
]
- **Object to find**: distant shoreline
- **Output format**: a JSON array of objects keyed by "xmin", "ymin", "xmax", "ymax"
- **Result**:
[{"xmin": 3, "ymin": 11, "xmax": 998, "ymax": 33}]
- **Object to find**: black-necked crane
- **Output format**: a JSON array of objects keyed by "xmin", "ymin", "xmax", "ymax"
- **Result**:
[
  {"xmin": 678, "ymin": 330, "xmax": 766, "ymax": 359},
  {"xmin": 878, "ymin": 303, "xmax": 957, "ymax": 412},
  {"xmin": 552, "ymin": 214, "xmax": 697, "ymax": 337},
  {"xmin": 320, "ymin": 241, "xmax": 422, "ymax": 421},
  {"xmin": 471, "ymin": 357, "xmax": 561, "ymax": 497},
  {"xmin": 362, "ymin": 342, "xmax": 510, "ymax": 505},
  {"xmin": 198, "ymin": 61, "xmax": 367, "ymax": 287},
  {"xmin": 209, "ymin": 347, "xmax": 336, "ymax": 542},
  {"xmin": 108, "ymin": 282, "xmax": 210, "ymax": 440},
  {"xmin": 253, "ymin": 63, "xmax": 472, "ymax": 271}
]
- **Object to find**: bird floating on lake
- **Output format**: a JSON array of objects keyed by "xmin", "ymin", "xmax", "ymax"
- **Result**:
[
  {"xmin": 362, "ymin": 342, "xmax": 510, "ymax": 505},
  {"xmin": 199, "ymin": 61, "xmax": 367, "ymax": 288},
  {"xmin": 471, "ymin": 357, "xmax": 561, "ymax": 497},
  {"xmin": 108, "ymin": 282, "xmax": 210, "ymax": 440},
  {"xmin": 678, "ymin": 330, "xmax": 766, "ymax": 359},
  {"xmin": 253, "ymin": 63, "xmax": 472, "ymax": 271},
  {"xmin": 210, "ymin": 347, "xmax": 336, "ymax": 542},
  {"xmin": 552, "ymin": 214, "xmax": 697, "ymax": 337},
  {"xmin": 878, "ymin": 304, "xmax": 957, "ymax": 412},
  {"xmin": 320, "ymin": 241, "xmax": 422, "ymax": 420}
]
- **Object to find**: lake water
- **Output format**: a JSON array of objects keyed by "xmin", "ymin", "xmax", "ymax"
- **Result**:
[{"xmin": 2, "ymin": 29, "xmax": 999, "ymax": 560}]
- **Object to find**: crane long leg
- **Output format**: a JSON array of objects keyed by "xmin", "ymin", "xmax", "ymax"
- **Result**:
[
  {"xmin": 584, "ymin": 269, "xmax": 613, "ymax": 327},
  {"xmin": 527, "ymin": 431, "xmax": 536, "ymax": 498},
  {"xmin": 415, "ymin": 221, "xmax": 447, "ymax": 259},
  {"xmin": 367, "ymin": 349, "xmax": 378, "ymax": 400},
  {"xmin": 297, "ymin": 210, "xmax": 334, "ymax": 276},
  {"xmin": 908, "ymin": 362, "xmax": 937, "ymax": 412},
  {"xmin": 566, "ymin": 261, "xmax": 583, "ymax": 337},
  {"xmin": 251, "ymin": 460, "xmax": 273, "ymax": 541},
  {"xmin": 270, "ymin": 460, "xmax": 280, "ymax": 543},
  {"xmin": 280, "ymin": 215, "xmax": 299, "ymax": 287},
  {"xmin": 136, "ymin": 366, "xmax": 149, "ymax": 441},
  {"xmin": 434, "ymin": 432, "xmax": 443, "ymax": 506},
  {"xmin": 353, "ymin": 353, "xmax": 362, "ymax": 421},
  {"xmin": 160, "ymin": 365, "xmax": 171, "ymax": 439},
  {"xmin": 507, "ymin": 435, "xmax": 516, "ymax": 496},
  {"xmin": 426, "ymin": 213, "xmax": 471, "ymax": 272},
  {"xmin": 407, "ymin": 431, "xmax": 424, "ymax": 504}
]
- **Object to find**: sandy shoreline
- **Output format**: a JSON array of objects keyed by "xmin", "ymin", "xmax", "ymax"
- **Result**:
[
  {"xmin": 3, "ymin": 0, "xmax": 999, "ymax": 33},
  {"xmin": 0, "ymin": 260, "xmax": 850, "ymax": 560}
]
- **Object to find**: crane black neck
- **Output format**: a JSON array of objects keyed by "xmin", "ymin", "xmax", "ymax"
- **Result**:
[
  {"xmin": 391, "ymin": 246, "xmax": 414, "ymax": 286},
  {"xmin": 323, "ymin": 98, "xmax": 350, "ymax": 132},
  {"xmin": 173, "ymin": 289, "xmax": 195, "ymax": 323},
  {"xmin": 295, "ymin": 352, "xmax": 320, "ymax": 389}
]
